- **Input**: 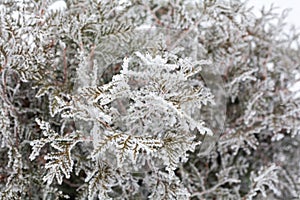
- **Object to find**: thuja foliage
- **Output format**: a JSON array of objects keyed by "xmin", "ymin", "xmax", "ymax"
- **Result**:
[{"xmin": 0, "ymin": 0, "xmax": 300, "ymax": 199}]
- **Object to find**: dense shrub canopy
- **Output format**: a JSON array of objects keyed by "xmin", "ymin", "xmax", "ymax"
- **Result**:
[{"xmin": 0, "ymin": 0, "xmax": 299, "ymax": 199}]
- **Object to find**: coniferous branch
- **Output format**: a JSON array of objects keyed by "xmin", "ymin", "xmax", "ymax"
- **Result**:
[{"xmin": 0, "ymin": 0, "xmax": 300, "ymax": 199}]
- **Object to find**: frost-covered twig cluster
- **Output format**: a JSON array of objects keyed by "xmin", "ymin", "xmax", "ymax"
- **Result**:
[{"xmin": 0, "ymin": 0, "xmax": 299, "ymax": 199}]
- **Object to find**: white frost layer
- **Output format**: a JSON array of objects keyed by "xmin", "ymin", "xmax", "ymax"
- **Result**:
[
  {"xmin": 289, "ymin": 81, "xmax": 300, "ymax": 99},
  {"xmin": 47, "ymin": 0, "xmax": 67, "ymax": 13}
]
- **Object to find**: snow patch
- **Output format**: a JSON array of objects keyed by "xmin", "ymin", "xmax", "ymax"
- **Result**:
[
  {"xmin": 47, "ymin": 0, "xmax": 67, "ymax": 13},
  {"xmin": 288, "ymin": 81, "xmax": 300, "ymax": 99}
]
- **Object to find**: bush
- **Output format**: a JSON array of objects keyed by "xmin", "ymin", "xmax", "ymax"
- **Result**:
[{"xmin": 0, "ymin": 0, "xmax": 299, "ymax": 199}]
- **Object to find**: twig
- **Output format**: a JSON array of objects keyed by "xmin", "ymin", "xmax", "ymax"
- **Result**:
[
  {"xmin": 167, "ymin": 16, "xmax": 203, "ymax": 51},
  {"xmin": 191, "ymin": 178, "xmax": 240, "ymax": 198},
  {"xmin": 63, "ymin": 47, "xmax": 68, "ymax": 84}
]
